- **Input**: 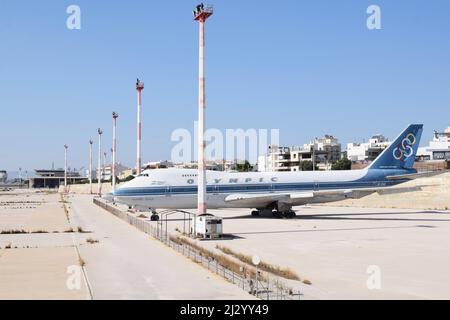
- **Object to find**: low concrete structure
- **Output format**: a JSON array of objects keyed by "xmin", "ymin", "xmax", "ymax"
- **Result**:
[
  {"xmin": 192, "ymin": 214, "xmax": 223, "ymax": 239},
  {"xmin": 58, "ymin": 182, "xmax": 118, "ymax": 195}
]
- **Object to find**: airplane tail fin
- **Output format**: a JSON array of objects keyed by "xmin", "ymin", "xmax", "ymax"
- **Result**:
[{"xmin": 368, "ymin": 124, "xmax": 423, "ymax": 170}]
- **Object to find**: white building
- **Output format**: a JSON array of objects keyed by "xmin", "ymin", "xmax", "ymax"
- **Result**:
[
  {"xmin": 174, "ymin": 160, "xmax": 241, "ymax": 172},
  {"xmin": 346, "ymin": 134, "xmax": 390, "ymax": 162},
  {"xmin": 92, "ymin": 163, "xmax": 130, "ymax": 181},
  {"xmin": 417, "ymin": 127, "xmax": 450, "ymax": 161},
  {"xmin": 144, "ymin": 161, "xmax": 174, "ymax": 170},
  {"xmin": 258, "ymin": 135, "xmax": 341, "ymax": 172}
]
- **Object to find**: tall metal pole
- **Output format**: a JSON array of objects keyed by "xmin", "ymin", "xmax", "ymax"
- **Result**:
[
  {"xmin": 64, "ymin": 145, "xmax": 68, "ymax": 193},
  {"xmin": 97, "ymin": 128, "xmax": 103, "ymax": 196},
  {"xmin": 194, "ymin": 5, "xmax": 213, "ymax": 215},
  {"xmin": 112, "ymin": 112, "xmax": 119, "ymax": 192},
  {"xmin": 89, "ymin": 140, "xmax": 93, "ymax": 194},
  {"xmin": 103, "ymin": 151, "xmax": 107, "ymax": 182},
  {"xmin": 136, "ymin": 79, "xmax": 144, "ymax": 176}
]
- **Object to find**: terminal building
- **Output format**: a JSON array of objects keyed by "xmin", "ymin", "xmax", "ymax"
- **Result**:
[
  {"xmin": 417, "ymin": 127, "xmax": 450, "ymax": 162},
  {"xmin": 29, "ymin": 169, "xmax": 86, "ymax": 189},
  {"xmin": 258, "ymin": 135, "xmax": 342, "ymax": 172},
  {"xmin": 346, "ymin": 134, "xmax": 390, "ymax": 162}
]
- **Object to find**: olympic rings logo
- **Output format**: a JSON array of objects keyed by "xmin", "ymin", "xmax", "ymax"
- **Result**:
[{"xmin": 393, "ymin": 133, "xmax": 417, "ymax": 161}]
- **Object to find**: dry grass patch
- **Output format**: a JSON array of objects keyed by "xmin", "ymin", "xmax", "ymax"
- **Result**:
[
  {"xmin": 1, "ymin": 230, "xmax": 27, "ymax": 235},
  {"xmin": 216, "ymin": 245, "xmax": 301, "ymax": 281},
  {"xmin": 31, "ymin": 230, "xmax": 49, "ymax": 234},
  {"xmin": 170, "ymin": 236, "xmax": 261, "ymax": 280},
  {"xmin": 86, "ymin": 238, "xmax": 99, "ymax": 245}
]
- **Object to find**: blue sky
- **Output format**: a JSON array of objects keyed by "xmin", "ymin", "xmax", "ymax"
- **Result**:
[{"xmin": 1, "ymin": 0, "xmax": 449, "ymax": 172}]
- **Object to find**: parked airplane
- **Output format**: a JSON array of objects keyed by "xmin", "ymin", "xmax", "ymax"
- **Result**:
[{"xmin": 113, "ymin": 124, "xmax": 429, "ymax": 220}]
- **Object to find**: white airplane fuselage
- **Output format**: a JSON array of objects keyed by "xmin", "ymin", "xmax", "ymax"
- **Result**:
[
  {"xmin": 113, "ymin": 124, "xmax": 423, "ymax": 213},
  {"xmin": 113, "ymin": 167, "xmax": 409, "ymax": 210}
]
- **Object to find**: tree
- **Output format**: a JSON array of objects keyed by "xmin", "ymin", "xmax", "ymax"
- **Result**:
[
  {"xmin": 331, "ymin": 158, "xmax": 352, "ymax": 171},
  {"xmin": 301, "ymin": 161, "xmax": 318, "ymax": 171},
  {"xmin": 236, "ymin": 161, "xmax": 253, "ymax": 172}
]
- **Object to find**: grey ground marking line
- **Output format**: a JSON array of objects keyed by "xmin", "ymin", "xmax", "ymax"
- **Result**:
[{"xmin": 66, "ymin": 198, "xmax": 94, "ymax": 300}]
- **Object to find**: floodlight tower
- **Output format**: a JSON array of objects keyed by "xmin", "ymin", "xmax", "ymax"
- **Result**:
[
  {"xmin": 64, "ymin": 145, "xmax": 69, "ymax": 193},
  {"xmin": 112, "ymin": 112, "xmax": 119, "ymax": 192},
  {"xmin": 103, "ymin": 151, "xmax": 107, "ymax": 182},
  {"xmin": 89, "ymin": 140, "xmax": 94, "ymax": 194},
  {"xmin": 97, "ymin": 128, "xmax": 103, "ymax": 196},
  {"xmin": 136, "ymin": 79, "xmax": 145, "ymax": 176},
  {"xmin": 194, "ymin": 3, "xmax": 213, "ymax": 215}
]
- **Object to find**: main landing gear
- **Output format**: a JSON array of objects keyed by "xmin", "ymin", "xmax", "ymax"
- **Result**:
[
  {"xmin": 251, "ymin": 209, "xmax": 297, "ymax": 219},
  {"xmin": 150, "ymin": 210, "xmax": 160, "ymax": 221}
]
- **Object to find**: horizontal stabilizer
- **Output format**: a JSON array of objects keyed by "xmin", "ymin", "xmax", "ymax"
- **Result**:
[{"xmin": 386, "ymin": 170, "xmax": 446, "ymax": 181}]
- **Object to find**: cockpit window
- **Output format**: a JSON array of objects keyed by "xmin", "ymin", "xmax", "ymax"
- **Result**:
[{"xmin": 139, "ymin": 173, "xmax": 150, "ymax": 177}]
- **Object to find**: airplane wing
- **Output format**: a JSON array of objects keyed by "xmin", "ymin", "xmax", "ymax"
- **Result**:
[
  {"xmin": 224, "ymin": 192, "xmax": 316, "ymax": 208},
  {"xmin": 224, "ymin": 186, "xmax": 423, "ymax": 208}
]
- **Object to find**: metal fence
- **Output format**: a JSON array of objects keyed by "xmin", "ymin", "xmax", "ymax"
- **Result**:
[{"xmin": 93, "ymin": 198, "xmax": 301, "ymax": 300}]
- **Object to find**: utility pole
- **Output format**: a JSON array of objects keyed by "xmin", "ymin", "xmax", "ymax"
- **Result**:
[
  {"xmin": 112, "ymin": 111, "xmax": 119, "ymax": 193},
  {"xmin": 97, "ymin": 128, "xmax": 103, "ymax": 196},
  {"xmin": 194, "ymin": 3, "xmax": 213, "ymax": 215},
  {"xmin": 136, "ymin": 79, "xmax": 144, "ymax": 176},
  {"xmin": 64, "ymin": 145, "xmax": 68, "ymax": 193},
  {"xmin": 89, "ymin": 140, "xmax": 93, "ymax": 194},
  {"xmin": 103, "ymin": 151, "xmax": 107, "ymax": 182}
]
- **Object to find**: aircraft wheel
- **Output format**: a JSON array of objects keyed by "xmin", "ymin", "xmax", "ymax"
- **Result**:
[
  {"xmin": 286, "ymin": 211, "xmax": 297, "ymax": 219},
  {"xmin": 251, "ymin": 210, "xmax": 260, "ymax": 217},
  {"xmin": 272, "ymin": 210, "xmax": 283, "ymax": 219},
  {"xmin": 151, "ymin": 215, "xmax": 160, "ymax": 222}
]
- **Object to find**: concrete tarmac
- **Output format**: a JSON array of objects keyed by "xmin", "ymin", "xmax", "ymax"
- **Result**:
[
  {"xmin": 68, "ymin": 194, "xmax": 254, "ymax": 300},
  {"xmin": 163, "ymin": 206, "xmax": 450, "ymax": 300},
  {"xmin": 0, "ymin": 191, "xmax": 89, "ymax": 300}
]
